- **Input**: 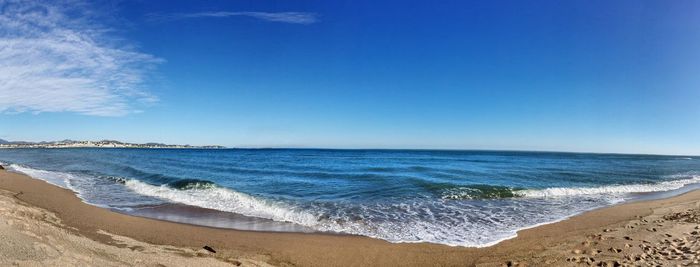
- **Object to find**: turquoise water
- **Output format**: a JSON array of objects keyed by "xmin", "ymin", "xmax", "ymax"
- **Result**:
[{"xmin": 0, "ymin": 148, "xmax": 698, "ymax": 247}]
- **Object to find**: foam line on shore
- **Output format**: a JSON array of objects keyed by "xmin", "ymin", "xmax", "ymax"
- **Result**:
[
  {"xmin": 517, "ymin": 175, "xmax": 700, "ymax": 198},
  {"xmin": 5, "ymin": 162, "xmax": 700, "ymax": 248},
  {"xmin": 123, "ymin": 179, "xmax": 319, "ymax": 226}
]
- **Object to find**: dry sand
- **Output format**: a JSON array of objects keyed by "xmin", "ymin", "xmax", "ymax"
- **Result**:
[{"xmin": 1, "ymin": 169, "xmax": 699, "ymax": 266}]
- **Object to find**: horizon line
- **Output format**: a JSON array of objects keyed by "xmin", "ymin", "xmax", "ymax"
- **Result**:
[
  {"xmin": 223, "ymin": 147, "xmax": 699, "ymax": 158},
  {"xmin": 1, "ymin": 138, "xmax": 696, "ymax": 157}
]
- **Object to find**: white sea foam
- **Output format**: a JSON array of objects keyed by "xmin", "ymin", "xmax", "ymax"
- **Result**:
[
  {"xmin": 517, "ymin": 175, "xmax": 700, "ymax": 198},
  {"xmin": 6, "ymin": 162, "xmax": 700, "ymax": 248},
  {"xmin": 123, "ymin": 180, "xmax": 528, "ymax": 247},
  {"xmin": 7, "ymin": 164, "xmax": 75, "ymax": 189},
  {"xmin": 123, "ymin": 179, "xmax": 320, "ymax": 226},
  {"xmin": 6, "ymin": 163, "xmax": 319, "ymax": 226},
  {"xmin": 4, "ymin": 164, "xmax": 160, "ymax": 209}
]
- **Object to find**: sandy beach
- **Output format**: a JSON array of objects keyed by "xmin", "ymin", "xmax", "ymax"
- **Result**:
[{"xmin": 1, "ymin": 168, "xmax": 699, "ymax": 266}]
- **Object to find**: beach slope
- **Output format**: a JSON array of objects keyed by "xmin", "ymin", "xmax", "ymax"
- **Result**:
[{"xmin": 1, "ymin": 169, "xmax": 699, "ymax": 266}]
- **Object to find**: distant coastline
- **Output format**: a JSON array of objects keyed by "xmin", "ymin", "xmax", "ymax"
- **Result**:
[{"xmin": 0, "ymin": 139, "xmax": 225, "ymax": 149}]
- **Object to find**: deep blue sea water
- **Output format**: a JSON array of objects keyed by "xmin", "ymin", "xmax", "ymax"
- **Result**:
[{"xmin": 1, "ymin": 148, "xmax": 699, "ymax": 247}]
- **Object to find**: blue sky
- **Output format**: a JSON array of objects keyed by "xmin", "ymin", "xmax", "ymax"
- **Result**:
[{"xmin": 1, "ymin": 0, "xmax": 699, "ymax": 155}]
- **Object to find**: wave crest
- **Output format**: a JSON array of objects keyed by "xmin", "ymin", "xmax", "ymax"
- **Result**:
[
  {"xmin": 439, "ymin": 175, "xmax": 700, "ymax": 200},
  {"xmin": 440, "ymin": 185, "xmax": 521, "ymax": 200},
  {"xmin": 517, "ymin": 176, "xmax": 700, "ymax": 198},
  {"xmin": 167, "ymin": 179, "xmax": 216, "ymax": 190},
  {"xmin": 123, "ymin": 179, "xmax": 320, "ymax": 226}
]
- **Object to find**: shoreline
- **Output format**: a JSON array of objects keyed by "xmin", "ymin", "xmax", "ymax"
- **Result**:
[
  {"xmin": 2, "ymin": 169, "xmax": 700, "ymax": 266},
  {"xmin": 121, "ymin": 202, "xmax": 318, "ymax": 234},
  {"xmin": 11, "ymin": 162, "xmax": 700, "ymax": 247}
]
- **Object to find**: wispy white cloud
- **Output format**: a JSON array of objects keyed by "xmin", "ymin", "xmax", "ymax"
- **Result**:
[
  {"xmin": 150, "ymin": 11, "xmax": 318, "ymax": 25},
  {"xmin": 0, "ymin": 0, "xmax": 161, "ymax": 116}
]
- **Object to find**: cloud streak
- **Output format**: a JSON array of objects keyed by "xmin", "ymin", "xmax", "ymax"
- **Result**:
[
  {"xmin": 0, "ymin": 0, "xmax": 161, "ymax": 116},
  {"xmin": 150, "ymin": 11, "xmax": 318, "ymax": 25}
]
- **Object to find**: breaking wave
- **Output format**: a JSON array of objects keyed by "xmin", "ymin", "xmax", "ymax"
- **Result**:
[
  {"xmin": 122, "ymin": 179, "xmax": 320, "ymax": 226},
  {"xmin": 517, "ymin": 175, "xmax": 700, "ymax": 198},
  {"xmin": 4, "ymin": 162, "xmax": 700, "ymax": 247},
  {"xmin": 437, "ymin": 176, "xmax": 700, "ymax": 200},
  {"xmin": 439, "ymin": 184, "xmax": 522, "ymax": 199}
]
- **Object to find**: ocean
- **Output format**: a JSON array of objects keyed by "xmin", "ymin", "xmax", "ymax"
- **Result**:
[{"xmin": 0, "ymin": 148, "xmax": 698, "ymax": 247}]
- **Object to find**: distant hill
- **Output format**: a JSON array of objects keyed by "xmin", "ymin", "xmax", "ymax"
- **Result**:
[
  {"xmin": 0, "ymin": 139, "xmax": 35, "ymax": 145},
  {"xmin": 0, "ymin": 139, "xmax": 225, "ymax": 149}
]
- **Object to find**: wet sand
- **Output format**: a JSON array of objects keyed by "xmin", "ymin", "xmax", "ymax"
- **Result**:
[{"xmin": 1, "ymin": 169, "xmax": 699, "ymax": 266}]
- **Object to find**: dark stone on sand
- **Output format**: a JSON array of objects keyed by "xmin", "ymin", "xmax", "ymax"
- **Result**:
[
  {"xmin": 0, "ymin": 165, "xmax": 4, "ymax": 170},
  {"xmin": 203, "ymin": 245, "xmax": 216, "ymax": 253}
]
